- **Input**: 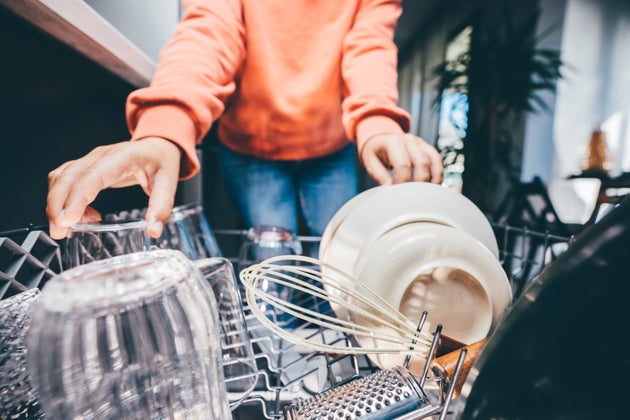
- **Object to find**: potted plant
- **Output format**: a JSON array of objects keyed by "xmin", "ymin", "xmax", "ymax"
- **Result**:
[{"xmin": 432, "ymin": 3, "xmax": 564, "ymax": 212}]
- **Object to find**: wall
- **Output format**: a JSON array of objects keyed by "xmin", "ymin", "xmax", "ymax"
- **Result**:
[
  {"xmin": 84, "ymin": 0, "xmax": 180, "ymax": 62},
  {"xmin": 0, "ymin": 5, "xmax": 146, "ymax": 233},
  {"xmin": 399, "ymin": 0, "xmax": 630, "ymax": 223},
  {"xmin": 521, "ymin": 0, "xmax": 567, "ymax": 183},
  {"xmin": 547, "ymin": 0, "xmax": 630, "ymax": 222}
]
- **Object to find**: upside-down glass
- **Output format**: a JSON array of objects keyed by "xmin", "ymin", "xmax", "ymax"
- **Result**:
[
  {"xmin": 153, "ymin": 203, "xmax": 222, "ymax": 259},
  {"xmin": 238, "ymin": 226, "xmax": 303, "ymax": 272},
  {"xmin": 27, "ymin": 250, "xmax": 231, "ymax": 419},
  {"xmin": 238, "ymin": 226, "xmax": 303, "ymax": 361},
  {"xmin": 0, "ymin": 289, "xmax": 44, "ymax": 419},
  {"xmin": 64, "ymin": 219, "xmax": 150, "ymax": 268},
  {"xmin": 195, "ymin": 257, "xmax": 258, "ymax": 408},
  {"xmin": 238, "ymin": 226, "xmax": 303, "ymax": 310}
]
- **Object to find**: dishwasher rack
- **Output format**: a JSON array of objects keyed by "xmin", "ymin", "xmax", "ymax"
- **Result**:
[
  {"xmin": 213, "ymin": 224, "xmax": 571, "ymax": 419},
  {"xmin": 0, "ymin": 222, "xmax": 571, "ymax": 420}
]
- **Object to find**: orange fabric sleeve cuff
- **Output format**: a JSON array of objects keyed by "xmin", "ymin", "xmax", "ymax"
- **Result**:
[
  {"xmin": 356, "ymin": 115, "xmax": 407, "ymax": 154},
  {"xmin": 130, "ymin": 105, "xmax": 200, "ymax": 180}
]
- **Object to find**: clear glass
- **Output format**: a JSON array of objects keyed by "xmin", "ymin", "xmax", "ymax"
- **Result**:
[
  {"xmin": 153, "ymin": 203, "xmax": 222, "ymax": 259},
  {"xmin": 238, "ymin": 225, "xmax": 302, "ymax": 272},
  {"xmin": 195, "ymin": 257, "xmax": 257, "ymax": 409},
  {"xmin": 0, "ymin": 288, "xmax": 44, "ymax": 419},
  {"xmin": 238, "ymin": 226, "xmax": 303, "ymax": 361},
  {"xmin": 27, "ymin": 250, "xmax": 231, "ymax": 419},
  {"xmin": 64, "ymin": 219, "xmax": 150, "ymax": 268},
  {"xmin": 238, "ymin": 225, "xmax": 303, "ymax": 306}
]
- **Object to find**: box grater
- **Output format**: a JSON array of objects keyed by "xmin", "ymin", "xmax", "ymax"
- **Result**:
[{"xmin": 284, "ymin": 366, "xmax": 438, "ymax": 420}]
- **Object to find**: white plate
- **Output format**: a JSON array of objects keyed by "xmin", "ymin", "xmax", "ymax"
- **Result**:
[
  {"xmin": 351, "ymin": 222, "xmax": 511, "ymax": 372},
  {"xmin": 319, "ymin": 185, "xmax": 384, "ymax": 260},
  {"xmin": 321, "ymin": 182, "xmax": 499, "ymax": 278}
]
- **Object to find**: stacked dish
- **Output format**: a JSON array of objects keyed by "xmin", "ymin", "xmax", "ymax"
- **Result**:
[{"xmin": 319, "ymin": 182, "xmax": 511, "ymax": 371}]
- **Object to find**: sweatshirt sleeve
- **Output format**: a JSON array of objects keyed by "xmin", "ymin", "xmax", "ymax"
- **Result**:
[
  {"xmin": 340, "ymin": 0, "xmax": 411, "ymax": 154},
  {"xmin": 126, "ymin": 0, "xmax": 246, "ymax": 179}
]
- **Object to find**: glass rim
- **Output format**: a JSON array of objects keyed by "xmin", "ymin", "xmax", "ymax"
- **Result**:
[
  {"xmin": 246, "ymin": 225, "xmax": 297, "ymax": 239},
  {"xmin": 171, "ymin": 202, "xmax": 203, "ymax": 212},
  {"xmin": 69, "ymin": 218, "xmax": 148, "ymax": 232},
  {"xmin": 39, "ymin": 249, "xmax": 193, "ymax": 311}
]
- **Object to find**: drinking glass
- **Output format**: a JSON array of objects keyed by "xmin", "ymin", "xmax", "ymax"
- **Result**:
[
  {"xmin": 238, "ymin": 225, "xmax": 303, "ymax": 272},
  {"xmin": 238, "ymin": 225, "xmax": 303, "ymax": 311},
  {"xmin": 0, "ymin": 289, "xmax": 44, "ymax": 419},
  {"xmin": 238, "ymin": 226, "xmax": 303, "ymax": 359},
  {"xmin": 153, "ymin": 203, "xmax": 222, "ymax": 259},
  {"xmin": 64, "ymin": 219, "xmax": 150, "ymax": 268},
  {"xmin": 27, "ymin": 249, "xmax": 231, "ymax": 419},
  {"xmin": 196, "ymin": 258, "xmax": 258, "ymax": 408}
]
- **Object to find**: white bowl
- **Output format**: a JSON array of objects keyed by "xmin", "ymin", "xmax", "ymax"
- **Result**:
[
  {"xmin": 349, "ymin": 222, "xmax": 511, "ymax": 372},
  {"xmin": 320, "ymin": 182, "xmax": 499, "ymax": 279},
  {"xmin": 319, "ymin": 185, "xmax": 384, "ymax": 260}
]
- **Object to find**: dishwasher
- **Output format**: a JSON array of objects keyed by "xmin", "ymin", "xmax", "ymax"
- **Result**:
[{"xmin": 2, "ymin": 198, "xmax": 628, "ymax": 419}]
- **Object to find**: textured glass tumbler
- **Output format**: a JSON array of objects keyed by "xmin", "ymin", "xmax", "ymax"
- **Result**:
[
  {"xmin": 196, "ymin": 258, "xmax": 258, "ymax": 408},
  {"xmin": 27, "ymin": 250, "xmax": 231, "ymax": 419},
  {"xmin": 0, "ymin": 289, "xmax": 44, "ymax": 419},
  {"xmin": 153, "ymin": 203, "xmax": 222, "ymax": 259},
  {"xmin": 64, "ymin": 219, "xmax": 150, "ymax": 268}
]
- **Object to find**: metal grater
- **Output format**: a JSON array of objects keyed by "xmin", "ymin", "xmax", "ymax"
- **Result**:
[{"xmin": 284, "ymin": 366, "xmax": 438, "ymax": 420}]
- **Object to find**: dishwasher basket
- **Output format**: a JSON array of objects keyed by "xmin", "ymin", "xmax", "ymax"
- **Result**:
[
  {"xmin": 214, "ymin": 223, "xmax": 571, "ymax": 419},
  {"xmin": 0, "ymin": 222, "xmax": 571, "ymax": 420}
]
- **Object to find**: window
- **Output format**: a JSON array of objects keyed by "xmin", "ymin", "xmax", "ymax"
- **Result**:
[{"xmin": 436, "ymin": 26, "xmax": 472, "ymax": 192}]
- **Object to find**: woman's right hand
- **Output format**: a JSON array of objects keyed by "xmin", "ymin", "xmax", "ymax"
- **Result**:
[{"xmin": 46, "ymin": 137, "xmax": 182, "ymax": 239}]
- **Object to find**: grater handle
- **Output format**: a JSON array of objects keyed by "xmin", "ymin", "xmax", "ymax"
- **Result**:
[
  {"xmin": 430, "ymin": 337, "xmax": 488, "ymax": 398},
  {"xmin": 437, "ymin": 334, "xmax": 467, "ymax": 356}
]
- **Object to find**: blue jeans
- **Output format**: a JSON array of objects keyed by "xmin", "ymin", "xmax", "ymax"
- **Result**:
[{"xmin": 218, "ymin": 143, "xmax": 358, "ymax": 237}]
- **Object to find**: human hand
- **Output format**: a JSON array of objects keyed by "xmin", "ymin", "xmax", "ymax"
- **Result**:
[
  {"xmin": 360, "ymin": 133, "xmax": 444, "ymax": 185},
  {"xmin": 46, "ymin": 137, "xmax": 182, "ymax": 239}
]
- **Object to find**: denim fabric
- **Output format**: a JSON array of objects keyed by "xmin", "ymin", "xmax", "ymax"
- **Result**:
[{"xmin": 218, "ymin": 142, "xmax": 358, "ymax": 237}]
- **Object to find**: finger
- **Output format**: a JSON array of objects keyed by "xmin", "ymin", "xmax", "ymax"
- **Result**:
[
  {"xmin": 420, "ymin": 141, "xmax": 445, "ymax": 184},
  {"xmin": 362, "ymin": 151, "xmax": 393, "ymax": 185},
  {"xmin": 80, "ymin": 206, "xmax": 103, "ymax": 224},
  {"xmin": 144, "ymin": 169, "xmax": 178, "ymax": 238},
  {"xmin": 60, "ymin": 142, "xmax": 159, "ymax": 228},
  {"xmin": 47, "ymin": 156, "xmax": 105, "ymax": 239},
  {"xmin": 386, "ymin": 141, "xmax": 413, "ymax": 184},
  {"xmin": 47, "ymin": 145, "xmax": 114, "ymax": 230},
  {"xmin": 47, "ymin": 164, "xmax": 73, "ymax": 239},
  {"xmin": 47, "ymin": 160, "xmax": 74, "ymax": 193},
  {"xmin": 403, "ymin": 135, "xmax": 431, "ymax": 182}
]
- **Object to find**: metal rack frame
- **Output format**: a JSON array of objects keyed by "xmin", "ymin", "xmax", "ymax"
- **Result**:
[
  {"xmin": 215, "ymin": 224, "xmax": 571, "ymax": 419},
  {"xmin": 0, "ymin": 222, "xmax": 572, "ymax": 420}
]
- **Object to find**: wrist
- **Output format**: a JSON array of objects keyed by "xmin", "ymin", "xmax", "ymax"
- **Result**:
[{"xmin": 129, "ymin": 105, "xmax": 200, "ymax": 179}]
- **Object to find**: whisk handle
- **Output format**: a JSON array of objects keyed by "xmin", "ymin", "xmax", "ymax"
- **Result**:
[{"xmin": 430, "ymin": 337, "xmax": 489, "ymax": 398}]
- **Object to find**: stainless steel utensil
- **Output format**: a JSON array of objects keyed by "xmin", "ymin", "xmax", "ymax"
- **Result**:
[{"xmin": 284, "ymin": 366, "xmax": 437, "ymax": 420}]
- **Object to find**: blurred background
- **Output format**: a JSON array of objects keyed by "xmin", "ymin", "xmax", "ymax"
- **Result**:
[{"xmin": 0, "ymin": 0, "xmax": 628, "ymax": 237}]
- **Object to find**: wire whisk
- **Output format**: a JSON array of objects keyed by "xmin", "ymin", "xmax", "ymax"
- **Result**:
[{"xmin": 240, "ymin": 255, "xmax": 435, "ymax": 361}]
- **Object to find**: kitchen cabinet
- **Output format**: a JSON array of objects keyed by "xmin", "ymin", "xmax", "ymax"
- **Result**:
[{"xmin": 0, "ymin": 0, "xmax": 178, "ymax": 87}]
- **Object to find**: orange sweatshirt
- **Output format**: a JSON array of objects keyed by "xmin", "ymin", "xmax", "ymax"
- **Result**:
[{"xmin": 127, "ymin": 0, "xmax": 411, "ymax": 179}]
